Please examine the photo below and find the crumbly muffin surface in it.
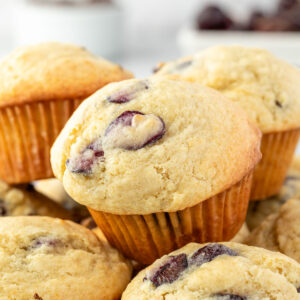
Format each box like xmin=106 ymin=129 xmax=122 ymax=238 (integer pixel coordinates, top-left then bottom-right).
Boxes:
xmin=0 ymin=42 xmax=133 ymax=107
xmin=122 ymin=242 xmax=300 ymax=300
xmin=247 ymin=155 xmax=300 ymax=230
xmin=155 ymin=46 xmax=300 ymax=133
xmin=0 ymin=180 xmax=71 ymax=219
xmin=0 ymin=216 xmax=132 ymax=300
xmin=247 ymin=199 xmax=300 ymax=263
xmin=51 ymin=78 xmax=261 ymax=214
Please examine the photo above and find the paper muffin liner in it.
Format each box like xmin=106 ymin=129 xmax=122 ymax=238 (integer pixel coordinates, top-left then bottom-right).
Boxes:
xmin=251 ymin=128 xmax=300 ymax=201
xmin=0 ymin=99 xmax=83 ymax=184
xmin=89 ymin=172 xmax=253 ymax=265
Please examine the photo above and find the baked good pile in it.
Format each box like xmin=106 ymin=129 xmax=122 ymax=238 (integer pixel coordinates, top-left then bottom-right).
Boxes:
xmin=0 ymin=42 xmax=300 ymax=299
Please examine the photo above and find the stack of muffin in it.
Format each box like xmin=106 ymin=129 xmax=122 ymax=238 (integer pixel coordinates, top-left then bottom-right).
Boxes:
xmin=0 ymin=42 xmax=300 ymax=299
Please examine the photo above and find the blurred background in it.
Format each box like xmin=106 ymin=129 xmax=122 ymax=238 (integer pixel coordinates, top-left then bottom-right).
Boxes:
xmin=1 ymin=0 xmax=300 ymax=77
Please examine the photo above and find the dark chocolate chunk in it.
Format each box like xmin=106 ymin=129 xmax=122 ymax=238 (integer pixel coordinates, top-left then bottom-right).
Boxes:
xmin=145 ymin=254 xmax=188 ymax=287
xmin=215 ymin=294 xmax=247 ymax=300
xmin=33 ymin=293 xmax=43 ymax=300
xmin=190 ymin=243 xmax=238 ymax=266
xmin=107 ymin=80 xmax=149 ymax=104
xmin=104 ymin=111 xmax=165 ymax=150
xmin=0 ymin=200 xmax=7 ymax=216
xmin=275 ymin=100 xmax=283 ymax=108
xmin=66 ymin=139 xmax=104 ymax=174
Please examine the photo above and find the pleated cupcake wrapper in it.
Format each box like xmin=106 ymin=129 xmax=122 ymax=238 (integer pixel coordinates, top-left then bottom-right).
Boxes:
xmin=0 ymin=99 xmax=83 ymax=184
xmin=89 ymin=172 xmax=253 ymax=265
xmin=251 ymin=128 xmax=300 ymax=201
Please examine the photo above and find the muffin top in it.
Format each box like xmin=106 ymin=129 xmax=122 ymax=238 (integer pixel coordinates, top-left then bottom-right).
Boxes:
xmin=122 ymin=242 xmax=300 ymax=300
xmin=0 ymin=216 xmax=132 ymax=300
xmin=0 ymin=180 xmax=71 ymax=219
xmin=247 ymin=199 xmax=300 ymax=264
xmin=247 ymin=155 xmax=300 ymax=230
xmin=154 ymin=45 xmax=300 ymax=133
xmin=51 ymin=78 xmax=261 ymax=214
xmin=0 ymin=42 xmax=133 ymax=107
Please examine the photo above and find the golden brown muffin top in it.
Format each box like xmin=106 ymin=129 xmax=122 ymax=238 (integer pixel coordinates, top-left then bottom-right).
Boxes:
xmin=0 ymin=42 xmax=133 ymax=107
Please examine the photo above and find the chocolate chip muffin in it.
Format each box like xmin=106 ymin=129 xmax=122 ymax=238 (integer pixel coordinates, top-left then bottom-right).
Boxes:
xmin=247 ymin=199 xmax=300 ymax=263
xmin=0 ymin=42 xmax=133 ymax=184
xmin=122 ymin=242 xmax=300 ymax=299
xmin=247 ymin=155 xmax=300 ymax=230
xmin=33 ymin=179 xmax=90 ymax=222
xmin=155 ymin=46 xmax=300 ymax=200
xmin=230 ymin=223 xmax=249 ymax=243
xmin=0 ymin=180 xmax=71 ymax=219
xmin=51 ymin=77 xmax=261 ymax=264
xmin=0 ymin=216 xmax=132 ymax=300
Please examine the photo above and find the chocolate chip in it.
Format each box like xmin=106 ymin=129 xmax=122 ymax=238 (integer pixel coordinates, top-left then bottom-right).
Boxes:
xmin=107 ymin=80 xmax=149 ymax=104
xmin=33 ymin=293 xmax=43 ymax=300
xmin=297 ymin=287 xmax=300 ymax=293
xmin=145 ymin=254 xmax=188 ymax=287
xmin=104 ymin=111 xmax=165 ymax=150
xmin=0 ymin=200 xmax=7 ymax=216
xmin=215 ymin=294 xmax=247 ymax=300
xmin=189 ymin=243 xmax=238 ymax=266
xmin=275 ymin=100 xmax=283 ymax=108
xmin=66 ymin=139 xmax=104 ymax=174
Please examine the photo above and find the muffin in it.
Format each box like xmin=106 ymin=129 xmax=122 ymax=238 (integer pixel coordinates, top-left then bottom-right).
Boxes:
xmin=122 ymin=242 xmax=300 ymax=299
xmin=0 ymin=216 xmax=132 ymax=300
xmin=33 ymin=178 xmax=73 ymax=206
xmin=247 ymin=155 xmax=300 ymax=230
xmin=81 ymin=217 xmax=97 ymax=229
xmin=247 ymin=199 xmax=300 ymax=263
xmin=155 ymin=46 xmax=300 ymax=200
xmin=34 ymin=178 xmax=90 ymax=222
xmin=51 ymin=78 xmax=261 ymax=264
xmin=0 ymin=42 xmax=133 ymax=184
xmin=230 ymin=223 xmax=249 ymax=243
xmin=0 ymin=180 xmax=71 ymax=219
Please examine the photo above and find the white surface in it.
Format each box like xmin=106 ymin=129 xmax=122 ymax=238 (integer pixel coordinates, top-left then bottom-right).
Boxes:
xmin=12 ymin=1 xmax=123 ymax=59
xmin=178 ymin=24 xmax=300 ymax=65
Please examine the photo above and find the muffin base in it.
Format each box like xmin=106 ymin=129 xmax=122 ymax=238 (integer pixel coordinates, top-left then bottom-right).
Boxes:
xmin=0 ymin=99 xmax=83 ymax=184
xmin=89 ymin=172 xmax=253 ymax=265
xmin=251 ymin=128 xmax=300 ymax=201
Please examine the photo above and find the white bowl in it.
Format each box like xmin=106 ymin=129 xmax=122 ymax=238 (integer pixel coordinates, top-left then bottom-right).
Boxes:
xmin=11 ymin=1 xmax=123 ymax=59
xmin=177 ymin=23 xmax=300 ymax=65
